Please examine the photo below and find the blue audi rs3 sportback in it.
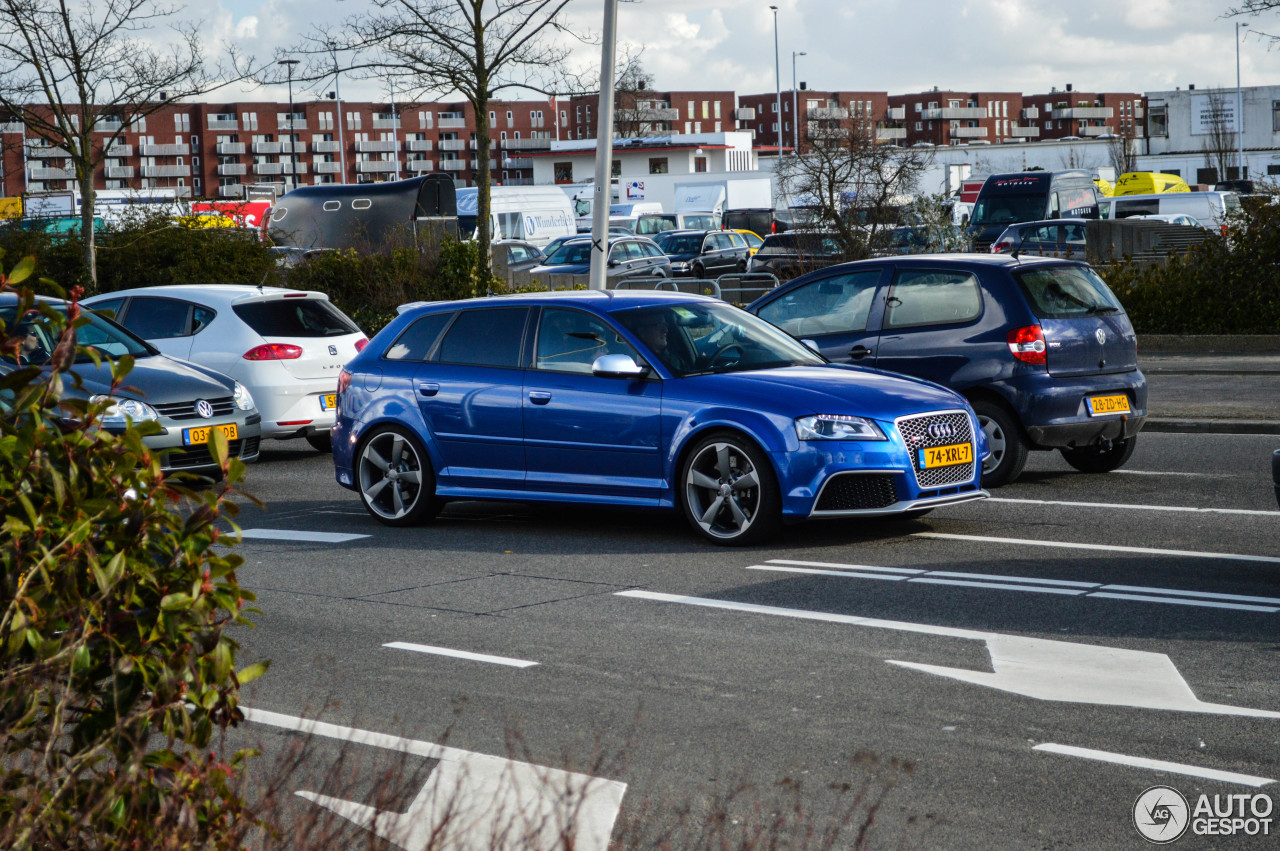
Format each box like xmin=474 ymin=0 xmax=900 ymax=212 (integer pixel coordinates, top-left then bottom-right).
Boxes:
xmin=332 ymin=291 xmax=989 ymax=545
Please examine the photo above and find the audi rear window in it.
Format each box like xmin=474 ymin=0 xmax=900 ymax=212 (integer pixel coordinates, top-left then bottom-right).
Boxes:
xmin=233 ymin=299 xmax=360 ymax=338
xmin=1013 ymin=265 xmax=1123 ymax=320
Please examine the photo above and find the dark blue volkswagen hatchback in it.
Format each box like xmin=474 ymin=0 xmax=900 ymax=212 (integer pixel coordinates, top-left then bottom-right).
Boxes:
xmin=332 ymin=291 xmax=989 ymax=545
xmin=747 ymin=254 xmax=1147 ymax=487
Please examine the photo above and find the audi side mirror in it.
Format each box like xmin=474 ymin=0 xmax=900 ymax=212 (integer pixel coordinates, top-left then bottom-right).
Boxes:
xmin=592 ymin=354 xmax=649 ymax=379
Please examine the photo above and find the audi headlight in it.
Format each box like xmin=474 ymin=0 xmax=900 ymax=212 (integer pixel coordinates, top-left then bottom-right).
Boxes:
xmin=233 ymin=381 xmax=256 ymax=412
xmin=670 ymin=261 xmax=690 ymax=271
xmin=90 ymin=395 xmax=158 ymax=425
xmin=795 ymin=414 xmax=886 ymax=441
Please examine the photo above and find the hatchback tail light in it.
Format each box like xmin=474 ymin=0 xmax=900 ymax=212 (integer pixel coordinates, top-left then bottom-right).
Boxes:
xmin=354 ymin=337 xmax=369 ymax=352
xmin=243 ymin=343 xmax=303 ymax=360
xmin=990 ymin=238 xmax=1012 ymax=254
xmin=1007 ymin=325 xmax=1046 ymax=364
xmin=337 ymin=368 xmax=353 ymax=395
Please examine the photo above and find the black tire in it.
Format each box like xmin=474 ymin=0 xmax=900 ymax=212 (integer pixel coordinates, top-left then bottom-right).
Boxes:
xmin=355 ymin=426 xmax=441 ymax=527
xmin=735 ymin=260 xmax=747 ymax=273
xmin=692 ymin=264 xmax=705 ymax=279
xmin=1060 ymin=436 xmax=1137 ymax=474
xmin=306 ymin=432 xmax=333 ymax=453
xmin=680 ymin=431 xmax=781 ymax=546
xmin=972 ymin=399 xmax=1029 ymax=488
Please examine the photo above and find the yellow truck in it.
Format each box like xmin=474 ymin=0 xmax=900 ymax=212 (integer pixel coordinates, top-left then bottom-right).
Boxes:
xmin=1113 ymin=172 xmax=1190 ymax=195
xmin=0 ymin=197 xmax=21 ymax=220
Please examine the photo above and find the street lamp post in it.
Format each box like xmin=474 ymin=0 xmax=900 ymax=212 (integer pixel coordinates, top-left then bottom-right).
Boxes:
xmin=770 ymin=6 xmax=781 ymax=152
xmin=327 ymin=44 xmax=347 ymax=184
xmin=389 ymin=80 xmax=400 ymax=181
xmin=1236 ymin=21 xmax=1248 ymax=181
xmin=792 ymin=50 xmax=806 ymax=154
xmin=278 ymin=59 xmax=299 ymax=192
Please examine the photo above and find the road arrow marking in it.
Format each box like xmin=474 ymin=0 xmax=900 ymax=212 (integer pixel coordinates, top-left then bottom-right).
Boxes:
xmin=243 ymin=707 xmax=626 ymax=851
xmin=1033 ymin=743 xmax=1277 ymax=787
xmin=616 ymin=590 xmax=1280 ymax=718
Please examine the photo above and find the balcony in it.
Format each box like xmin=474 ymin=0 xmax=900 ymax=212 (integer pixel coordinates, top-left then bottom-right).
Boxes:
xmin=1134 ymin=107 xmax=1145 ymax=118
xmin=282 ymin=160 xmax=307 ymax=174
xmin=440 ymin=160 xmax=466 ymax=171
xmin=1051 ymin=107 xmax=1113 ymax=119
xmin=438 ymin=139 xmax=467 ymax=151
xmin=438 ymin=117 xmax=466 ymax=129
xmin=139 ymin=143 xmax=189 ymax=156
xmin=503 ymin=176 xmax=534 ymax=186
xmin=216 ymin=142 xmax=246 ymax=155
xmin=875 ymin=127 xmax=907 ymax=141
xmin=29 ymin=167 xmax=74 ymax=180
xmin=312 ymin=140 xmax=341 ymax=153
xmin=253 ymin=163 xmax=283 ymax=175
xmin=27 ymin=145 xmax=71 ymax=158
xmin=407 ymin=160 xmax=434 ymax=172
xmin=372 ymin=116 xmax=401 ymax=129
xmin=921 ymin=107 xmax=987 ymax=120
xmin=501 ymin=137 xmax=551 ymax=150
xmin=470 ymin=159 xmax=496 ymax=170
xmin=141 ymin=165 xmax=190 ymax=177
xmin=633 ymin=108 xmax=679 ymax=121
xmin=207 ymin=118 xmax=239 ymax=130
xmin=314 ymin=161 xmax=343 ymax=173
xmin=355 ymin=140 xmax=397 ymax=153
xmin=734 ymin=107 xmax=756 ymax=121
xmin=253 ymin=142 xmax=282 ymax=154
xmin=405 ymin=139 xmax=433 ymax=151
xmin=1021 ymin=107 xmax=1040 ymax=119
xmin=217 ymin=184 xmax=244 ymax=198
xmin=807 ymin=106 xmax=849 ymax=120
xmin=356 ymin=161 xmax=397 ymax=173
xmin=94 ymin=119 xmax=124 ymax=133
xmin=951 ymin=126 xmax=989 ymax=139
xmin=217 ymin=163 xmax=247 ymax=176
xmin=1011 ymin=125 xmax=1041 ymax=137
xmin=105 ymin=166 xmax=135 ymax=178
xmin=502 ymin=157 xmax=532 ymax=169
xmin=173 ymin=186 xmax=192 ymax=198
xmin=276 ymin=115 xmax=307 ymax=130
xmin=106 ymin=144 xmax=133 ymax=157
xmin=1 ymin=122 xmax=23 ymax=133
xmin=1082 ymin=125 xmax=1116 ymax=137
xmin=886 ymin=107 xmax=906 ymax=120
xmin=281 ymin=140 xmax=306 ymax=154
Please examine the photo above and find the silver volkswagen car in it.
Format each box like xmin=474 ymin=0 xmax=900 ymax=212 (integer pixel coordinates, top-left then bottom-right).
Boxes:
xmin=2 ymin=294 xmax=261 ymax=475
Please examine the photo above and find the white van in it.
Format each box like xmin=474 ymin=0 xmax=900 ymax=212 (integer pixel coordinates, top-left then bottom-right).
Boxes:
xmin=1099 ymin=191 xmax=1242 ymax=229
xmin=599 ymin=201 xmax=665 ymax=232
xmin=455 ymin=186 xmax=576 ymax=248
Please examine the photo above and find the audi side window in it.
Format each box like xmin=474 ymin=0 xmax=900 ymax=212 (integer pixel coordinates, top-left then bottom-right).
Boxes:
xmin=385 ymin=312 xmax=453 ymax=362
xmin=436 ymin=307 xmax=528 ymax=367
xmin=884 ymin=270 xmax=982 ymax=329
xmin=535 ymin=308 xmax=639 ymax=374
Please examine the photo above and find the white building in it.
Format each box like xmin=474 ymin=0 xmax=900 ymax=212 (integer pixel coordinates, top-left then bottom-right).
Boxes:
xmin=1138 ymin=84 xmax=1280 ymax=184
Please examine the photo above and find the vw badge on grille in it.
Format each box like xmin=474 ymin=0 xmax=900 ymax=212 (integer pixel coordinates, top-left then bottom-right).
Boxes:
xmin=1096 ymin=328 xmax=1107 ymax=345
xmin=195 ymin=399 xmax=214 ymax=419
xmin=927 ymin=422 xmax=956 ymax=440
xmin=328 ymin=344 xmax=338 ymax=356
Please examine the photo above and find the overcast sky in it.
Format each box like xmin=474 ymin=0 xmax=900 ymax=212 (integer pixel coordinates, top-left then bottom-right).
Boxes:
xmin=203 ymin=0 xmax=1276 ymax=104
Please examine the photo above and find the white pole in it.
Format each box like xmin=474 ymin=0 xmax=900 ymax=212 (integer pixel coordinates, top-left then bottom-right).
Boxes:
xmin=588 ymin=0 xmax=619 ymax=291
xmin=792 ymin=51 xmax=805 ymax=153
xmin=332 ymin=48 xmax=347 ymax=184
xmin=1236 ymin=22 xmax=1248 ymax=181
xmin=771 ymin=6 xmax=781 ymax=152
xmin=390 ymin=82 xmax=400 ymax=181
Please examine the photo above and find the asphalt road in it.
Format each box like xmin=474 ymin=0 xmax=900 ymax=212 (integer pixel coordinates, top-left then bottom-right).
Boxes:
xmin=221 ymin=432 xmax=1280 ymax=850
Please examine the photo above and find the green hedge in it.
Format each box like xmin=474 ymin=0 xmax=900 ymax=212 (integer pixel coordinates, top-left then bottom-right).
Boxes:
xmin=1101 ymin=199 xmax=1280 ymax=335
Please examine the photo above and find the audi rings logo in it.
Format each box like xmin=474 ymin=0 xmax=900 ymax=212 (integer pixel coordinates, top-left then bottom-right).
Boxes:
xmin=926 ymin=422 xmax=956 ymax=440
xmin=1134 ymin=786 xmax=1189 ymax=844
xmin=195 ymin=399 xmax=214 ymax=419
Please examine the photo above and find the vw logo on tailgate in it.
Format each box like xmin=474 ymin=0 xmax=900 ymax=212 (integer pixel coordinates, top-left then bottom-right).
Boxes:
xmin=1096 ymin=328 xmax=1107 ymax=345
xmin=927 ymin=422 xmax=956 ymax=440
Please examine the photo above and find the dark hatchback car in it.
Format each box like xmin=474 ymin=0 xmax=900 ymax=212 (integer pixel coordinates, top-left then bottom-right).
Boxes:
xmin=989 ymin=219 xmax=1090 ymax=259
xmin=747 ymin=232 xmax=844 ymax=281
xmin=654 ymin=229 xmax=752 ymax=278
xmin=747 ymin=254 xmax=1147 ymax=487
xmin=528 ymin=235 xmax=671 ymax=282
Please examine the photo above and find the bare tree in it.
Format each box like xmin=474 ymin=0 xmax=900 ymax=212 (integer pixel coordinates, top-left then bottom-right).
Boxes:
xmin=0 ymin=0 xmax=253 ymax=285
xmin=1198 ymin=88 xmax=1238 ymax=184
xmin=774 ymin=124 xmax=932 ymax=259
xmin=318 ymin=0 xmax=582 ymax=277
xmin=1106 ymin=125 xmax=1139 ymax=176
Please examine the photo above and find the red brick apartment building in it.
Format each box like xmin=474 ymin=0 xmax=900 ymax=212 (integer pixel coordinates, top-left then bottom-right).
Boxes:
xmin=885 ymin=90 xmax=1025 ymax=147
xmin=737 ymin=90 xmax=895 ymax=152
xmin=559 ymin=90 xmax=742 ymax=141
xmin=1019 ymin=86 xmax=1146 ymax=141
xmin=0 ymin=97 xmax=557 ymax=200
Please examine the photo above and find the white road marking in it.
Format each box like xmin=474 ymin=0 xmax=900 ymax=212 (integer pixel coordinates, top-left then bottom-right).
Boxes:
xmin=766 ymin=559 xmax=924 ymax=575
xmin=238 ymin=528 xmax=370 ymax=543
xmin=1113 ymin=469 xmax=1217 ymax=477
xmin=752 ymin=561 xmax=1277 ymax=613
xmin=384 ymin=642 xmax=538 ymax=668
xmin=912 ymin=532 xmax=1280 ymax=565
xmin=1033 ymin=744 xmax=1277 ymax=788
xmin=617 ymin=590 xmax=1280 ymax=717
xmin=988 ymin=497 xmax=1280 ymax=517
xmin=243 ymin=707 xmax=626 ymax=851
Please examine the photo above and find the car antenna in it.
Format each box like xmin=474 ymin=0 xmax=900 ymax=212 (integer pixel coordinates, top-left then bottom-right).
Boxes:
xmin=257 ymin=270 xmax=268 ymax=291
xmin=1011 ymin=233 xmax=1027 ymax=261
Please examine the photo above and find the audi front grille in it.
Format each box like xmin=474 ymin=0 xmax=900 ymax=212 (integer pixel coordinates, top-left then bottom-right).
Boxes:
xmin=895 ymin=410 xmax=978 ymax=490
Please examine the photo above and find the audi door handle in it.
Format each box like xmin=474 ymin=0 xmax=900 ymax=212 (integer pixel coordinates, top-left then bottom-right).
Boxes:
xmin=849 ymin=345 xmax=873 ymax=359
xmin=417 ymin=383 xmax=440 ymax=397
xmin=529 ymin=390 xmax=553 ymax=405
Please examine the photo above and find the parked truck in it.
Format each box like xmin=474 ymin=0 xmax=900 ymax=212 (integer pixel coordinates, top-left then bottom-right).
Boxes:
xmin=267 ymin=174 xmax=457 ymax=250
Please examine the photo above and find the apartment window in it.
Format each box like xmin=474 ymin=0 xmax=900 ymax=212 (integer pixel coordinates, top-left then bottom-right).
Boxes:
xmin=489 ymin=111 xmax=496 ymax=125
xmin=1196 ymin=167 xmax=1219 ymax=185
xmin=576 ymin=106 xmax=582 ymax=122
xmin=132 ymin=115 xmax=147 ymax=132
xmin=173 ymin=113 xmax=190 ymax=132
xmin=714 ymin=102 xmax=721 ymax=119
xmin=649 ymin=157 xmax=668 ymax=174
xmin=694 ymin=156 xmax=707 ymax=173
xmin=245 ymin=112 xmax=259 ymax=131
xmin=554 ymin=161 xmax=573 ymax=183
xmin=694 ymin=122 xmax=701 ymax=134
xmin=506 ymin=110 xmax=513 ymax=127
xmin=714 ymin=121 xmax=721 ymax=133
xmin=914 ymin=121 xmax=922 ymax=131
xmin=688 ymin=102 xmax=694 ymax=119
xmin=685 ymin=121 xmax=692 ymax=134
xmin=611 ymin=159 xmax=621 ymax=178
xmin=915 ymin=102 xmax=922 ymax=112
